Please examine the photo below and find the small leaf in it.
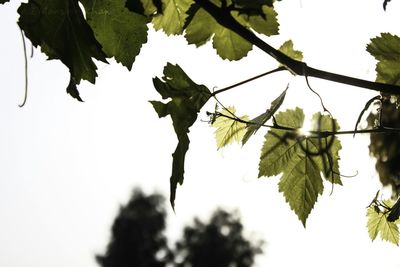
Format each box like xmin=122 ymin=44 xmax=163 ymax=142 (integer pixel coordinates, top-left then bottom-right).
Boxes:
xmin=242 ymin=86 xmax=287 ymax=145
xmin=367 ymin=204 xmax=399 ymax=245
xmin=278 ymin=40 xmax=303 ymax=61
xmin=212 ymin=107 xmax=249 ymax=149
xmin=151 ymin=63 xmax=211 ymax=209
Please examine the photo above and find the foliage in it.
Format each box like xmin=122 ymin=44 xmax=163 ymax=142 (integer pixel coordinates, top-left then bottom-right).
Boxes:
xmin=367 ymin=196 xmax=400 ymax=245
xmin=6 ymin=0 xmax=400 ymax=245
xmin=96 ymin=189 xmax=170 ymax=267
xmin=174 ymin=209 xmax=263 ymax=267
xmin=98 ymin=189 xmax=263 ymax=266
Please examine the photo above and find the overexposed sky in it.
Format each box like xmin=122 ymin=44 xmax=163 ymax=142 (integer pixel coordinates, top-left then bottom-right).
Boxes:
xmin=1 ymin=0 xmax=400 ymax=266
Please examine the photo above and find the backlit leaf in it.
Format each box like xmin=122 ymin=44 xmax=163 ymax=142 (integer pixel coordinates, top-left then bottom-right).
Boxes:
xmin=259 ymin=108 xmax=342 ymax=225
xmin=213 ymin=107 xmax=249 ymax=149
xmin=242 ymin=87 xmax=287 ymax=145
xmin=151 ymin=63 xmax=211 ymax=209
xmin=278 ymin=40 xmax=303 ymax=61
xmin=81 ymin=0 xmax=148 ymax=70
xmin=184 ymin=0 xmax=279 ymax=60
xmin=152 ymin=0 xmax=192 ymax=35
xmin=367 ymin=203 xmax=399 ymax=245
xmin=367 ymin=33 xmax=400 ymax=86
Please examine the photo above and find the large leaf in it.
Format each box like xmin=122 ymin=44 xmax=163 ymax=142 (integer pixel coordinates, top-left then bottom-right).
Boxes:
xmin=367 ymin=33 xmax=400 ymax=86
xmin=212 ymin=107 xmax=249 ymax=149
xmin=367 ymin=203 xmax=399 ymax=245
xmin=150 ymin=63 xmax=211 ymax=209
xmin=152 ymin=0 xmax=192 ymax=35
xmin=258 ymin=108 xmax=342 ymax=225
xmin=242 ymin=87 xmax=287 ymax=145
xmin=17 ymin=0 xmax=108 ymax=100
xmin=184 ymin=0 xmax=278 ymax=60
xmin=81 ymin=0 xmax=148 ymax=70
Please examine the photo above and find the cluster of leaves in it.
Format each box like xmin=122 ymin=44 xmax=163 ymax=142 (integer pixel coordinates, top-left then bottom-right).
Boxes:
xmin=15 ymin=0 xmax=280 ymax=100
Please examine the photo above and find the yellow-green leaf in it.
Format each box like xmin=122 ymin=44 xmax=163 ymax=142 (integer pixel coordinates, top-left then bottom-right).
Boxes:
xmin=213 ymin=107 xmax=249 ymax=149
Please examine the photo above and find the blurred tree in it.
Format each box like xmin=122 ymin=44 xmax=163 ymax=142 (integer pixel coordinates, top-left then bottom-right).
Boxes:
xmin=96 ymin=188 xmax=171 ymax=267
xmin=368 ymin=97 xmax=400 ymax=196
xmin=174 ymin=209 xmax=264 ymax=267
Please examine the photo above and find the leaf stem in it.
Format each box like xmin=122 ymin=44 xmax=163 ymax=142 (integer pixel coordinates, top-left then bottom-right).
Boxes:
xmin=212 ymin=66 xmax=286 ymax=96
xmin=19 ymin=28 xmax=28 ymax=108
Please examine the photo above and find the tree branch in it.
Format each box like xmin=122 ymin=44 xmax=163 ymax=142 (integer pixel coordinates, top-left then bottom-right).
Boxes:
xmin=193 ymin=0 xmax=400 ymax=95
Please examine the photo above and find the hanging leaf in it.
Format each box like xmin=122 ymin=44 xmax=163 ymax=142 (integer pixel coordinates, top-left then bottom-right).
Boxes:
xmin=258 ymin=108 xmax=342 ymax=225
xmin=150 ymin=63 xmax=211 ymax=209
xmin=242 ymin=86 xmax=287 ymax=145
xmin=367 ymin=201 xmax=400 ymax=245
xmin=212 ymin=106 xmax=249 ymax=149
xmin=81 ymin=0 xmax=148 ymax=70
xmin=17 ymin=0 xmax=108 ymax=99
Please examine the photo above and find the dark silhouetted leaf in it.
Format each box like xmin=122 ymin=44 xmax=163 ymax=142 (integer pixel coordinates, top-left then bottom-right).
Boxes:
xmin=150 ymin=63 xmax=211 ymax=209
xmin=17 ymin=0 xmax=108 ymax=100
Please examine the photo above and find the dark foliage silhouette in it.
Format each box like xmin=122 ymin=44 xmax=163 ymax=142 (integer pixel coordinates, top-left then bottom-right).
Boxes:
xmin=96 ymin=189 xmax=170 ymax=267
xmin=174 ymin=209 xmax=263 ymax=267
xmin=369 ymin=97 xmax=400 ymax=196
xmin=97 ymin=189 xmax=264 ymax=267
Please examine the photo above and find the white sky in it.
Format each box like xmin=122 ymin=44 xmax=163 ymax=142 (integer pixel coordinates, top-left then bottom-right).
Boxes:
xmin=1 ymin=0 xmax=400 ymax=266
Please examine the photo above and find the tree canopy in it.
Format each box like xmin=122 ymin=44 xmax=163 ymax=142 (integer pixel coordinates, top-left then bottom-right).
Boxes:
xmin=2 ymin=0 xmax=400 ymax=245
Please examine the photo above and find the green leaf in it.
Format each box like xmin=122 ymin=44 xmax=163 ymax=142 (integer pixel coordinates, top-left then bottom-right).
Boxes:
xmin=279 ymin=152 xmax=324 ymax=226
xmin=184 ymin=1 xmax=279 ymax=60
xmin=212 ymin=107 xmax=249 ymax=149
xmin=17 ymin=0 xmax=108 ymax=99
xmin=367 ymin=203 xmax=399 ymax=245
xmin=152 ymin=0 xmax=192 ymax=35
xmin=259 ymin=108 xmax=342 ymax=225
xmin=308 ymin=113 xmax=342 ymax=185
xmin=367 ymin=33 xmax=400 ymax=86
xmin=242 ymin=87 xmax=287 ymax=145
xmin=81 ymin=0 xmax=148 ymax=70
xmin=278 ymin=40 xmax=303 ymax=61
xmin=151 ymin=63 xmax=211 ymax=208
xmin=258 ymin=107 xmax=304 ymax=177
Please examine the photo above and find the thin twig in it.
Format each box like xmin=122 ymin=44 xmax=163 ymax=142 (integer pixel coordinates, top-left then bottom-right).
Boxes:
xmin=193 ymin=0 xmax=400 ymax=95
xmin=212 ymin=66 xmax=286 ymax=96
xmin=19 ymin=28 xmax=28 ymax=108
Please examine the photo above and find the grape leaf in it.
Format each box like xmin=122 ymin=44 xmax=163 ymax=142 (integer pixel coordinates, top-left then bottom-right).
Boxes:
xmin=17 ymin=0 xmax=108 ymax=100
xmin=242 ymin=86 xmax=287 ymax=145
xmin=150 ymin=63 xmax=211 ymax=209
xmin=367 ymin=33 xmax=400 ymax=85
xmin=184 ymin=0 xmax=278 ymax=60
xmin=278 ymin=40 xmax=303 ymax=61
xmin=81 ymin=0 xmax=148 ymax=70
xmin=308 ymin=113 xmax=342 ymax=185
xmin=152 ymin=0 xmax=192 ymax=35
xmin=367 ymin=203 xmax=399 ymax=245
xmin=212 ymin=107 xmax=249 ymax=149
xmin=259 ymin=108 xmax=342 ymax=225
